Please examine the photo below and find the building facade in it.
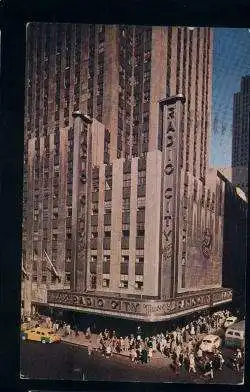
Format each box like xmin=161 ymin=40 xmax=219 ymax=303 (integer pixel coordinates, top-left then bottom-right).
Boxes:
xmin=232 ymin=75 xmax=249 ymax=194
xmin=216 ymin=166 xmax=248 ymax=196
xmin=22 ymin=24 xmax=232 ymax=321
xmin=218 ymin=172 xmax=247 ymax=312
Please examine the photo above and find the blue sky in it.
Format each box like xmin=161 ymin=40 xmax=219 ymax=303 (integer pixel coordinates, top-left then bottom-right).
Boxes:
xmin=210 ymin=28 xmax=250 ymax=167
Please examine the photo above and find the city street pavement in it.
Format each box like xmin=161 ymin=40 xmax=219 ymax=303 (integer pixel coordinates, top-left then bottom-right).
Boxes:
xmin=20 ymin=340 xmax=244 ymax=384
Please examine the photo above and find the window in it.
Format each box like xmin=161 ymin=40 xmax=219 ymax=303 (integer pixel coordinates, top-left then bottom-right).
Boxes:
xmin=92 ymin=202 xmax=99 ymax=214
xmin=137 ymin=197 xmax=145 ymax=209
xmin=91 ymin=232 xmax=98 ymax=238
xmin=123 ymin=173 xmax=131 ymax=187
xmin=102 ymin=278 xmax=110 ymax=287
xmin=137 ymin=229 xmax=145 ymax=237
xmin=122 ymin=255 xmax=129 ymax=263
xmin=135 ymin=280 xmax=143 ymax=290
xmin=136 ymin=257 xmax=144 ymax=263
xmin=120 ymin=279 xmax=128 ymax=288
xmin=91 ymin=275 xmax=97 ymax=289
xmin=65 ymin=273 xmax=71 ymax=284
xmin=104 ymin=255 xmax=110 ymax=263
xmin=67 ymin=208 xmax=72 ymax=218
xmin=105 ymin=177 xmax=112 ymax=190
xmin=104 ymin=231 xmax=111 ymax=238
xmin=104 ymin=201 xmax=111 ymax=213
xmin=122 ymin=229 xmax=130 ymax=237
xmin=91 ymin=255 xmax=97 ymax=263
xmin=42 ymin=275 xmax=47 ymax=283
xmin=138 ymin=170 xmax=146 ymax=185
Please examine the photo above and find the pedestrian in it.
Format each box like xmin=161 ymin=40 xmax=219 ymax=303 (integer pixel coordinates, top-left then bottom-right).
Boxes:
xmin=136 ymin=347 xmax=142 ymax=363
xmin=130 ymin=347 xmax=137 ymax=362
xmin=106 ymin=344 xmax=112 ymax=359
xmin=141 ymin=347 xmax=148 ymax=364
xmin=197 ymin=347 xmax=203 ymax=361
xmin=152 ymin=337 xmax=157 ymax=352
xmin=88 ymin=344 xmax=93 ymax=356
xmin=148 ymin=347 xmax=153 ymax=362
xmin=218 ymin=352 xmax=225 ymax=371
xmin=188 ymin=353 xmax=196 ymax=374
xmin=235 ymin=349 xmax=242 ymax=372
xmin=124 ymin=336 xmax=130 ymax=351
xmin=175 ymin=358 xmax=181 ymax=375
xmin=190 ymin=324 xmax=195 ymax=337
xmin=175 ymin=344 xmax=181 ymax=362
xmin=208 ymin=360 xmax=214 ymax=379
xmin=183 ymin=329 xmax=188 ymax=343
xmin=104 ymin=329 xmax=109 ymax=340
xmin=86 ymin=326 xmax=91 ymax=340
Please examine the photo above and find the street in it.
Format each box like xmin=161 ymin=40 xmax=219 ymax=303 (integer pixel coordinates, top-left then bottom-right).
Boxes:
xmin=20 ymin=340 xmax=244 ymax=384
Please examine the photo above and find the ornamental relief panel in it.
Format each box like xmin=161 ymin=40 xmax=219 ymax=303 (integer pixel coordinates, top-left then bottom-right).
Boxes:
xmin=77 ymin=127 xmax=88 ymax=259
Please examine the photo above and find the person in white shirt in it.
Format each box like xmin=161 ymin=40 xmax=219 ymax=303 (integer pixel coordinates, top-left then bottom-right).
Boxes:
xmin=188 ymin=353 xmax=196 ymax=373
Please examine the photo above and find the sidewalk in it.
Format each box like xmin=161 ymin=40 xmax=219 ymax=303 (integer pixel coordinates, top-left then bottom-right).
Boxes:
xmin=58 ymin=330 xmax=168 ymax=362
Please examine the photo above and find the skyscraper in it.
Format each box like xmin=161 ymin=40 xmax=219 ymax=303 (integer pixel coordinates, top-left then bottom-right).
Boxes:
xmin=22 ymin=24 xmax=232 ymax=321
xmin=25 ymin=23 xmax=213 ymax=170
xmin=232 ymin=75 xmax=249 ymax=194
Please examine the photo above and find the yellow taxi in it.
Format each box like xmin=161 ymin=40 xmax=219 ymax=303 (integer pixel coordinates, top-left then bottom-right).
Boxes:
xmin=20 ymin=327 xmax=61 ymax=344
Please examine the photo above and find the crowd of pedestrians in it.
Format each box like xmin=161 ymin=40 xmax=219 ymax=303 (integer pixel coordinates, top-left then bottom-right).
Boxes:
xmin=22 ymin=307 xmax=244 ymax=380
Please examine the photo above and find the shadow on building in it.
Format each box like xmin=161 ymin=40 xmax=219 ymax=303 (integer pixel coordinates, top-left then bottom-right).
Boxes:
xmin=219 ymin=172 xmax=247 ymax=316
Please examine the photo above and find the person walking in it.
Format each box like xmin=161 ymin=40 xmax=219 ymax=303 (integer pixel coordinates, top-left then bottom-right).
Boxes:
xmin=124 ymin=336 xmax=130 ymax=351
xmin=188 ymin=353 xmax=197 ymax=374
xmin=218 ymin=352 xmax=225 ymax=371
xmin=190 ymin=324 xmax=195 ymax=337
xmin=141 ymin=347 xmax=148 ymax=364
xmin=148 ymin=347 xmax=153 ymax=362
xmin=197 ymin=347 xmax=203 ymax=362
xmin=130 ymin=347 xmax=137 ymax=362
xmin=106 ymin=344 xmax=112 ymax=359
xmin=235 ymin=349 xmax=242 ymax=372
xmin=86 ymin=326 xmax=91 ymax=340
xmin=175 ymin=344 xmax=181 ymax=362
xmin=208 ymin=360 xmax=214 ymax=380
xmin=88 ymin=344 xmax=93 ymax=357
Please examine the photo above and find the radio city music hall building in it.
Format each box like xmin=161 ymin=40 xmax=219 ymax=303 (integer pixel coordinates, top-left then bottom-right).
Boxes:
xmin=21 ymin=24 xmax=232 ymax=322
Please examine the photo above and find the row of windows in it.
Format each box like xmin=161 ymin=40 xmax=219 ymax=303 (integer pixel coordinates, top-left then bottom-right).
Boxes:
xmin=91 ymin=229 xmax=145 ymax=238
xmin=32 ymin=272 xmax=71 ymax=284
xmin=90 ymin=255 xmax=144 ymax=263
xmin=90 ymin=276 xmax=143 ymax=290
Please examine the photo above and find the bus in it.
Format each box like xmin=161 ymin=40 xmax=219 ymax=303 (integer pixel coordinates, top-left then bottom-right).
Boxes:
xmin=224 ymin=320 xmax=245 ymax=349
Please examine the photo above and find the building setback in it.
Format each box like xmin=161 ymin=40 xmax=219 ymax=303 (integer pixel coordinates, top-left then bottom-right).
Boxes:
xmin=22 ymin=24 xmax=232 ymax=321
xmin=232 ymin=75 xmax=250 ymax=195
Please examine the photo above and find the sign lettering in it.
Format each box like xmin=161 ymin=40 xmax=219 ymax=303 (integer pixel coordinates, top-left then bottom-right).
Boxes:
xmin=47 ymin=289 xmax=231 ymax=317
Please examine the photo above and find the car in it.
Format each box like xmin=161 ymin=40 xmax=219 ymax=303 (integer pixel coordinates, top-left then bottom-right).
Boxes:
xmin=199 ymin=334 xmax=221 ymax=353
xmin=224 ymin=316 xmax=238 ymax=329
xmin=20 ymin=327 xmax=61 ymax=344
